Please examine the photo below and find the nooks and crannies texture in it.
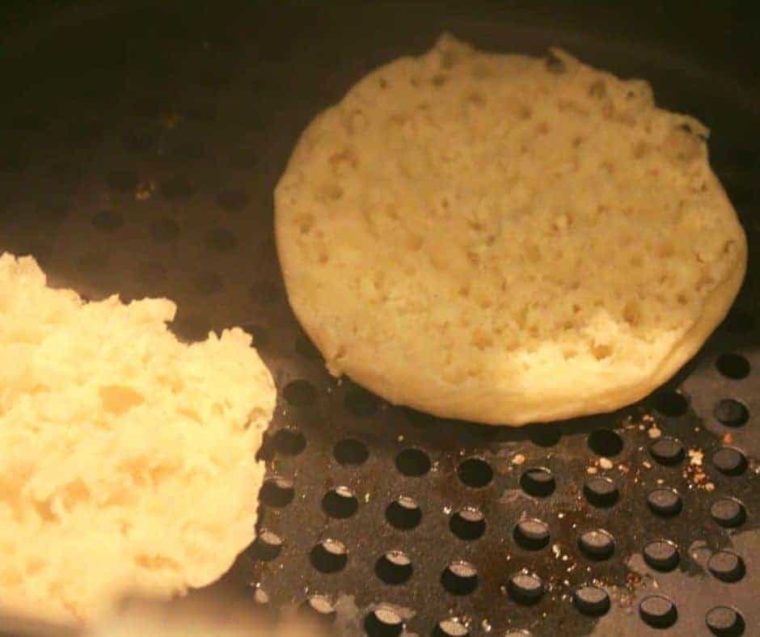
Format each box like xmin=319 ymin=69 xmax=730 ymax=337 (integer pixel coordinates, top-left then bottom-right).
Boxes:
xmin=275 ymin=34 xmax=746 ymax=425
xmin=0 ymin=253 xmax=275 ymax=622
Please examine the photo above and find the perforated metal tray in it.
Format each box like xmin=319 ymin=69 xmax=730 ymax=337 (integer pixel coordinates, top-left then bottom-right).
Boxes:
xmin=0 ymin=2 xmax=757 ymax=636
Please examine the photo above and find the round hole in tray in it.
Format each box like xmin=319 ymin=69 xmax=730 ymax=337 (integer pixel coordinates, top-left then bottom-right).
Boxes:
xmin=520 ymin=467 xmax=555 ymax=497
xmin=648 ymin=436 xmax=685 ymax=465
xmin=712 ymin=446 xmax=748 ymax=475
xmin=364 ymin=606 xmax=403 ymax=637
xmin=375 ymin=550 xmax=413 ymax=585
xmin=282 ymin=379 xmax=317 ymax=407
xmin=300 ymin=594 xmax=336 ymax=624
xmin=273 ymin=427 xmax=307 ymax=456
xmin=506 ymin=572 xmax=544 ymax=605
xmin=710 ymin=497 xmax=747 ymax=528
xmin=457 ymin=457 xmax=493 ymax=488
xmin=441 ymin=560 xmax=478 ymax=595
xmin=714 ymin=399 xmax=749 ymax=427
xmin=449 ymin=507 xmax=486 ymax=541
xmin=395 ymin=448 xmax=431 ymax=477
xmin=310 ymin=539 xmax=348 ymax=574
xmin=514 ymin=518 xmax=550 ymax=551
xmin=251 ymin=529 xmax=283 ymax=562
xmin=708 ymin=550 xmax=745 ymax=583
xmin=578 ymin=529 xmax=615 ymax=560
xmin=260 ymin=476 xmax=295 ymax=508
xmin=587 ymin=429 xmax=623 ymax=457
xmin=386 ymin=496 xmax=421 ymax=530
xmin=643 ymin=539 xmax=680 ymax=572
xmin=322 ymin=486 xmax=359 ymax=519
xmin=653 ymin=390 xmax=689 ymax=417
xmin=583 ymin=476 xmax=619 ymax=507
xmin=716 ymin=353 xmax=750 ymax=379
xmin=573 ymin=585 xmax=610 ymax=616
xmin=639 ymin=594 xmax=678 ymax=629
xmin=526 ymin=425 xmax=562 ymax=447
xmin=647 ymin=487 xmax=682 ymax=517
xmin=706 ymin=606 xmax=745 ymax=636
xmin=334 ymin=438 xmax=369 ymax=466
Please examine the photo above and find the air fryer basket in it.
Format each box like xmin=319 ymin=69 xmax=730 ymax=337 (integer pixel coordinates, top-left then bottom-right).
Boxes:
xmin=0 ymin=2 xmax=757 ymax=635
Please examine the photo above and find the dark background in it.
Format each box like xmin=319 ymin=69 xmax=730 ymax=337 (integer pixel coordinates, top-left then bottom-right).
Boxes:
xmin=1 ymin=0 xmax=759 ymax=74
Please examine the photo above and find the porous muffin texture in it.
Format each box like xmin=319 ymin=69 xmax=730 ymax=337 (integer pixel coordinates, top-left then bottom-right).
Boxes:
xmin=0 ymin=253 xmax=275 ymax=622
xmin=275 ymin=34 xmax=746 ymax=425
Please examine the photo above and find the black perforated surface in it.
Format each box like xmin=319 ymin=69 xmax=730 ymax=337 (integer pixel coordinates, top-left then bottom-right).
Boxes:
xmin=0 ymin=2 xmax=758 ymax=636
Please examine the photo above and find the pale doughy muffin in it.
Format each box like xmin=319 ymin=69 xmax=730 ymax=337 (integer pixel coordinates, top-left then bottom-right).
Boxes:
xmin=275 ymin=34 xmax=746 ymax=425
xmin=0 ymin=253 xmax=275 ymax=622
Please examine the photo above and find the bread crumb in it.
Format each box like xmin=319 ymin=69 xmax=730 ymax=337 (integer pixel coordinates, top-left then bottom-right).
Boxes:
xmin=135 ymin=180 xmax=156 ymax=201
xmin=599 ymin=458 xmax=614 ymax=470
xmin=688 ymin=449 xmax=704 ymax=466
